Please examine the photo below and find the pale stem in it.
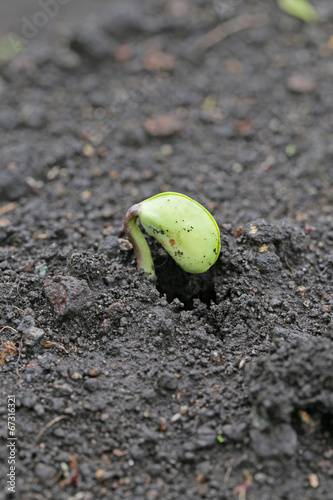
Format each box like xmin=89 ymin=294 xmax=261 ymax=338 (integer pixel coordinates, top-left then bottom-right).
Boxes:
xmin=124 ymin=204 xmax=155 ymax=277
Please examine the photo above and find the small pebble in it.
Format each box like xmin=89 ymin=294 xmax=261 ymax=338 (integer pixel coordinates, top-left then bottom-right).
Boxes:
xmin=143 ymin=51 xmax=176 ymax=72
xmin=145 ymin=114 xmax=183 ymax=137
xmin=287 ymin=74 xmax=316 ymax=93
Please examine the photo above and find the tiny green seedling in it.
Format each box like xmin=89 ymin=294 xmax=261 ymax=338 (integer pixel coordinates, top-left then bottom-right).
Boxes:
xmin=124 ymin=192 xmax=221 ymax=277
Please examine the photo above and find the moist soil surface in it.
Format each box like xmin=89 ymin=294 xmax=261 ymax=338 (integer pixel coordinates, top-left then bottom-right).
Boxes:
xmin=0 ymin=1 xmax=333 ymax=499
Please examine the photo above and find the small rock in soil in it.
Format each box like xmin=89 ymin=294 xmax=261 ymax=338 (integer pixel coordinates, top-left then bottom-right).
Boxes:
xmin=287 ymin=74 xmax=316 ymax=93
xmin=34 ymin=463 xmax=57 ymax=482
xmin=44 ymin=275 xmax=94 ymax=317
xmin=157 ymin=371 xmax=179 ymax=391
xmin=17 ymin=316 xmax=44 ymax=346
xmin=142 ymin=51 xmax=176 ymax=72
xmin=194 ymin=426 xmax=217 ymax=449
xmin=70 ymin=23 xmax=114 ymax=60
xmin=84 ymin=378 xmax=100 ymax=393
xmin=121 ymin=124 xmax=147 ymax=147
xmin=24 ymin=326 xmax=45 ymax=346
xmin=21 ymin=394 xmax=38 ymax=408
xmin=102 ymin=1 xmax=149 ymax=38
xmin=222 ymin=422 xmax=248 ymax=442
xmin=20 ymin=104 xmax=47 ymax=129
xmin=0 ymin=168 xmax=30 ymax=201
xmin=256 ymin=251 xmax=282 ymax=274
xmin=144 ymin=114 xmax=183 ymax=137
xmin=114 ymin=43 xmax=133 ymax=64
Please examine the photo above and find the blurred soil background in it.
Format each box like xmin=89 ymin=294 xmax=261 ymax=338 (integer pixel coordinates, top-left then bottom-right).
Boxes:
xmin=0 ymin=1 xmax=333 ymax=500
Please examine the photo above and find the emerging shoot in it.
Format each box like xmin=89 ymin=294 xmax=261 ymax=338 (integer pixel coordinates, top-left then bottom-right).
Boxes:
xmin=124 ymin=192 xmax=221 ymax=277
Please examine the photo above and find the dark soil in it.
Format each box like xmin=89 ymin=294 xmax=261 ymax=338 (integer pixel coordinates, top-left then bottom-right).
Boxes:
xmin=1 ymin=1 xmax=333 ymax=499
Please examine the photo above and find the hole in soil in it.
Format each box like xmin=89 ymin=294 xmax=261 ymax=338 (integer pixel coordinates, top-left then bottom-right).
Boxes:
xmin=321 ymin=413 xmax=333 ymax=436
xmin=155 ymin=252 xmax=217 ymax=310
xmin=292 ymin=409 xmax=333 ymax=438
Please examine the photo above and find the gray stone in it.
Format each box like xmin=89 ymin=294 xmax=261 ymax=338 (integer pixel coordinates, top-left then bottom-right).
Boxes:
xmin=24 ymin=326 xmax=44 ymax=346
xmin=43 ymin=275 xmax=94 ymax=317
xmin=157 ymin=371 xmax=179 ymax=391
xmin=194 ymin=426 xmax=216 ymax=449
xmin=35 ymin=463 xmax=57 ymax=482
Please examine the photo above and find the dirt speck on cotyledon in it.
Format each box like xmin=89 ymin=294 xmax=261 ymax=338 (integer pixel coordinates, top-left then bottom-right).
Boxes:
xmin=0 ymin=1 xmax=333 ymax=499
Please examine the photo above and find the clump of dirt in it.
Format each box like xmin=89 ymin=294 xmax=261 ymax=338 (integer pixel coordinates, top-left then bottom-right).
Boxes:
xmin=249 ymin=336 xmax=333 ymax=426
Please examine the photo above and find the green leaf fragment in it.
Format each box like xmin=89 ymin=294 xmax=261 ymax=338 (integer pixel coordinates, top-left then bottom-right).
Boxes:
xmin=0 ymin=35 xmax=25 ymax=61
xmin=285 ymin=144 xmax=298 ymax=157
xmin=278 ymin=0 xmax=318 ymax=23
